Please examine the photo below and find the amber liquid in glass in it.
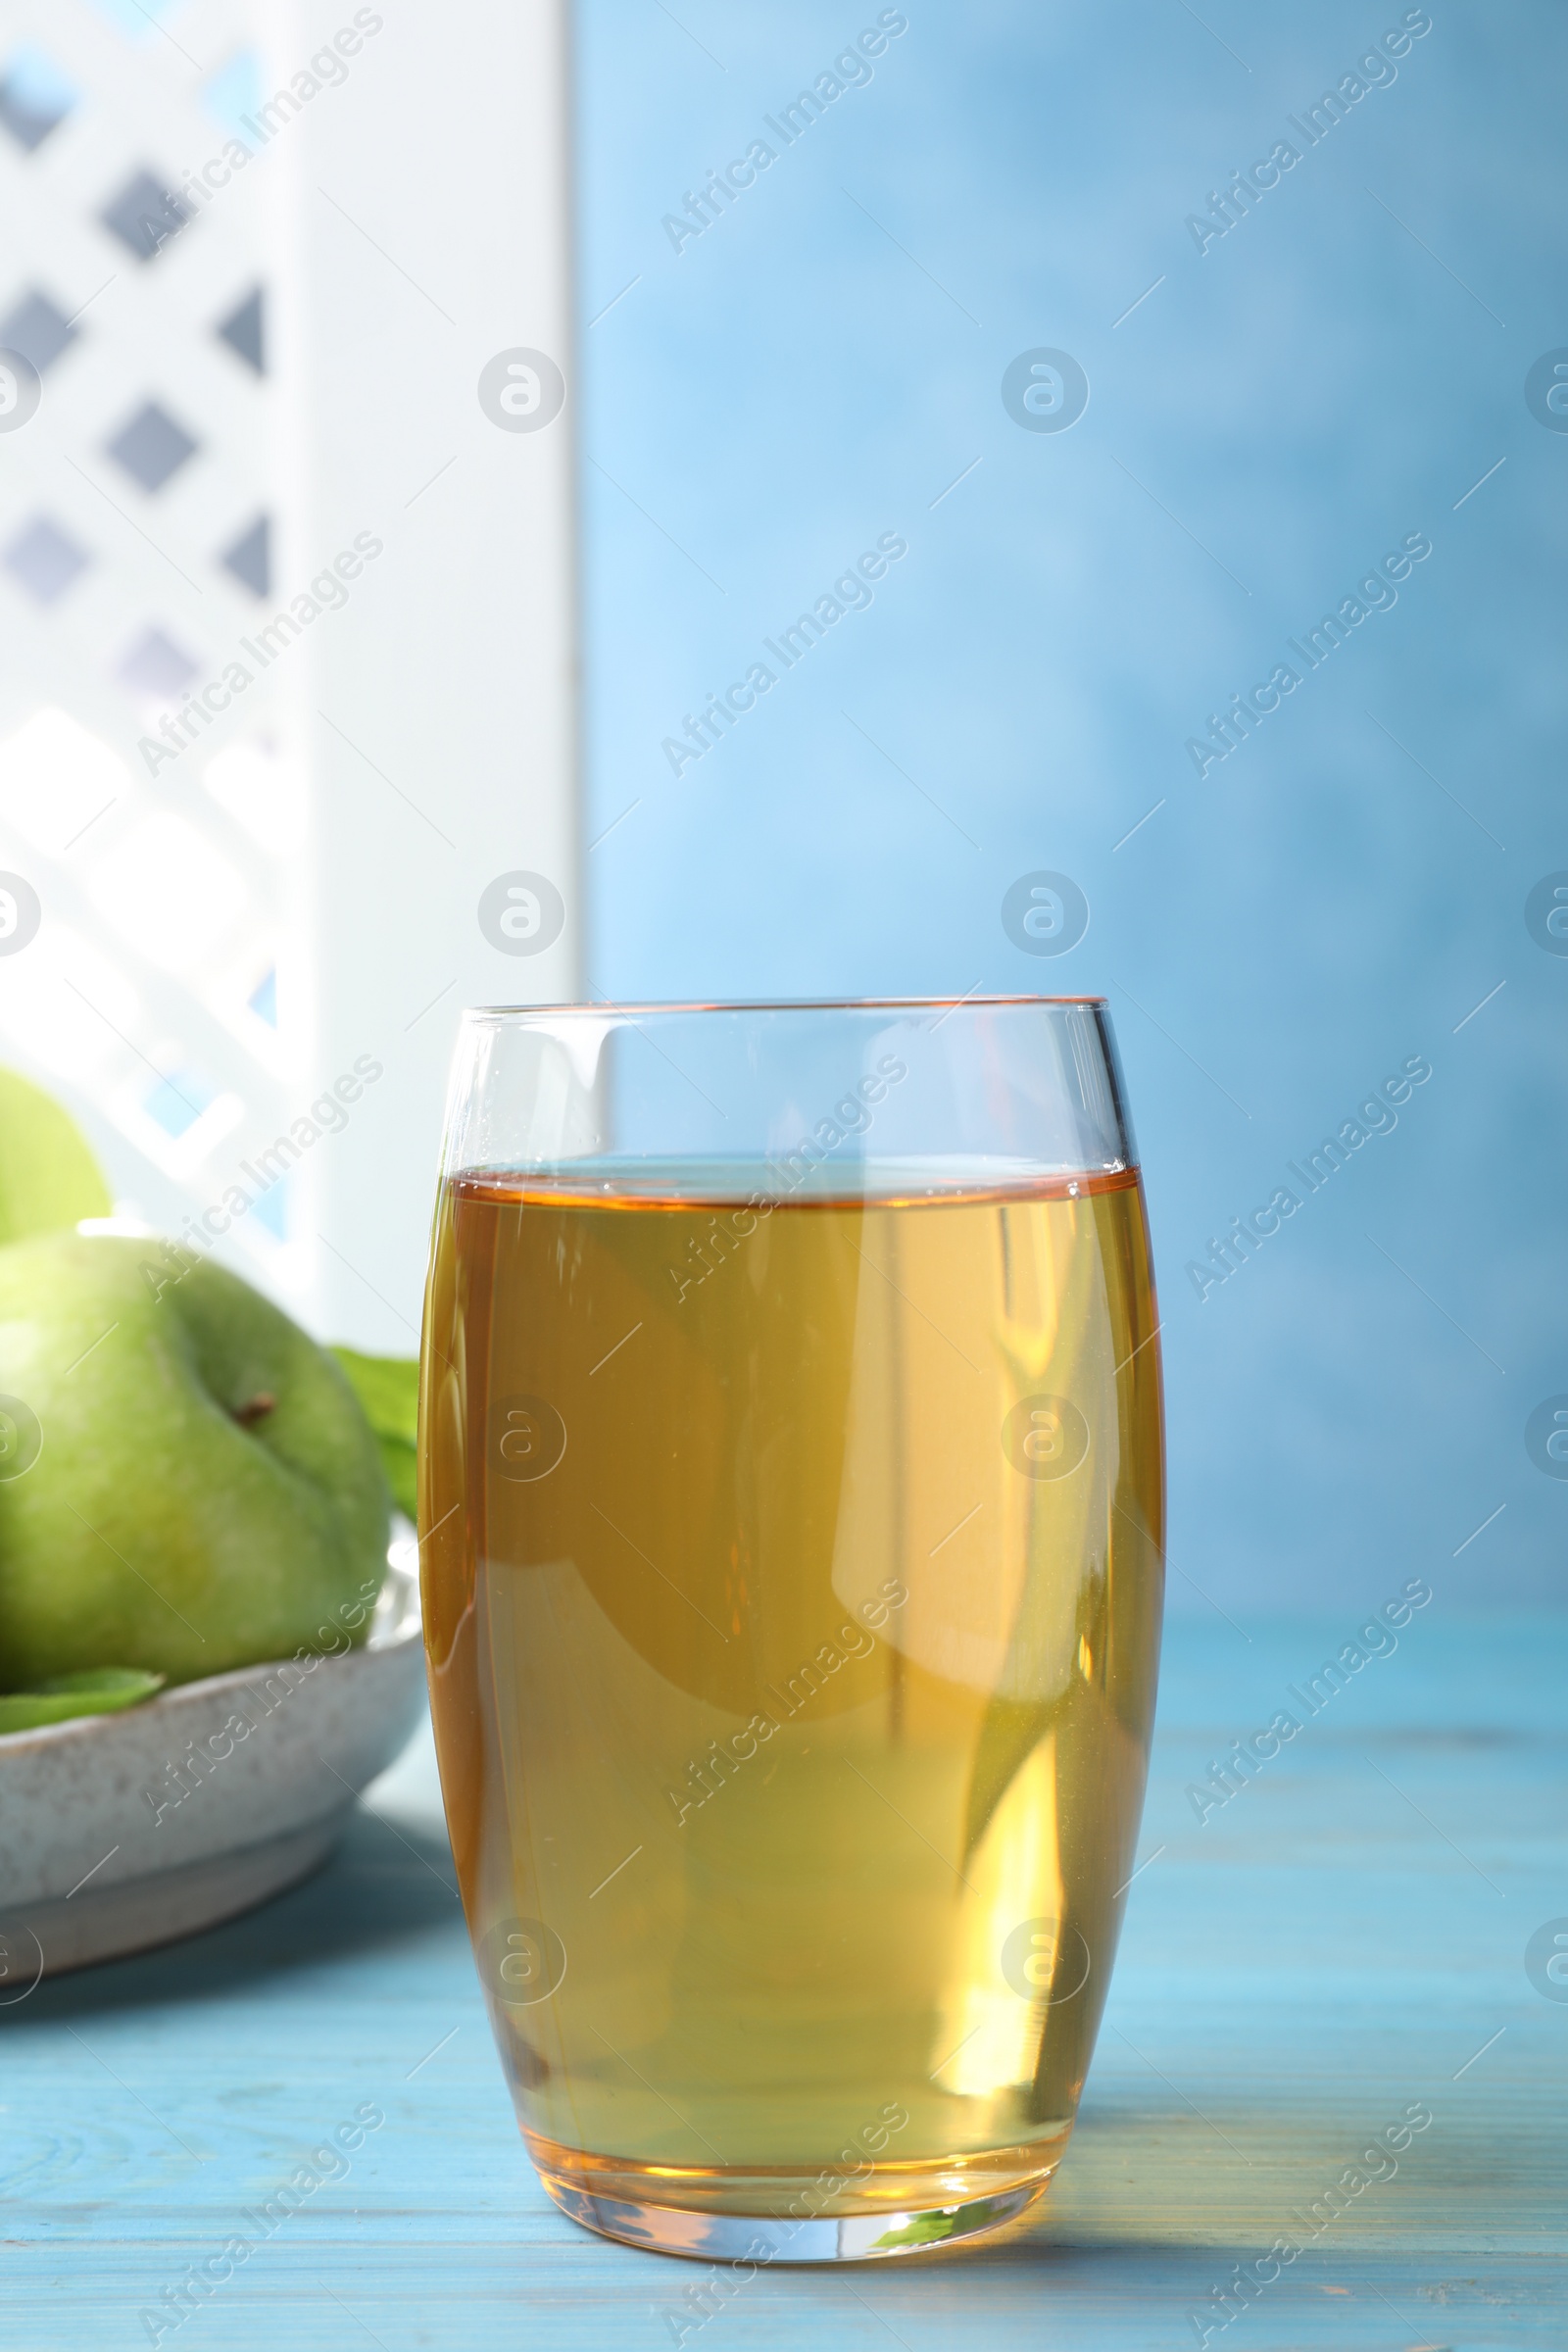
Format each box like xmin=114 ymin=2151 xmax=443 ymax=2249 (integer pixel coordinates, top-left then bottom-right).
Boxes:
xmin=420 ymin=1164 xmax=1162 ymax=2223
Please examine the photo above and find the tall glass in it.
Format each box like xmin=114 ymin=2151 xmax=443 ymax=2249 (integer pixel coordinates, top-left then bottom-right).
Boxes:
xmin=418 ymin=998 xmax=1163 ymax=2263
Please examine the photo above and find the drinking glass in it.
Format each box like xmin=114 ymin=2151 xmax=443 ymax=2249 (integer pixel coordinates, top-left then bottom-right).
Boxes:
xmin=418 ymin=997 xmax=1163 ymax=2262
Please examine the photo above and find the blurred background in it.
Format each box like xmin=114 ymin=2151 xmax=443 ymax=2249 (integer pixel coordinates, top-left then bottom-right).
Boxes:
xmin=0 ymin=0 xmax=1562 ymax=1616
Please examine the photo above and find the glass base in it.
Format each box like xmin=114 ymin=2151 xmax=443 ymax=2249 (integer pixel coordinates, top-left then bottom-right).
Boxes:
xmin=530 ymin=2137 xmax=1060 ymax=2263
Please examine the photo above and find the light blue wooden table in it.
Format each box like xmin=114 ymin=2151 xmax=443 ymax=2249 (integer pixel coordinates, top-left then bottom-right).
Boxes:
xmin=6 ymin=1614 xmax=1564 ymax=2349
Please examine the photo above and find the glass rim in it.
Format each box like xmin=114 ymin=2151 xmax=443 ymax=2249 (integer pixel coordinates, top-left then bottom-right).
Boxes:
xmin=462 ymin=994 xmax=1110 ymax=1021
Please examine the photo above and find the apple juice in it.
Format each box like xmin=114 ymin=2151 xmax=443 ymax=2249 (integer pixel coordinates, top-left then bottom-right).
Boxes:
xmin=418 ymin=1163 xmax=1163 ymax=2219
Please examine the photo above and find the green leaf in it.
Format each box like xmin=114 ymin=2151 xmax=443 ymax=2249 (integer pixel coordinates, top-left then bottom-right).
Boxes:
xmin=329 ymin=1347 xmax=418 ymax=1443
xmin=371 ymin=1433 xmax=417 ymax=1521
xmin=0 ymin=1065 xmax=112 ymax=1246
xmin=329 ymin=1346 xmax=418 ymax=1519
xmin=869 ymin=2198 xmax=1010 ymax=2250
xmin=0 ymin=1666 xmax=165 ymax=1734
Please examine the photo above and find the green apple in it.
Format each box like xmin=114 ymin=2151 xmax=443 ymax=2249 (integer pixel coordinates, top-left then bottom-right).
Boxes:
xmin=0 ymin=1063 xmax=112 ymax=1243
xmin=0 ymin=1233 xmax=390 ymax=1689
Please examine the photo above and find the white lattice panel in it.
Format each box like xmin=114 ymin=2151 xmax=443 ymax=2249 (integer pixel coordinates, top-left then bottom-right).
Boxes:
xmin=0 ymin=0 xmax=580 ymax=1339
xmin=0 ymin=0 xmax=312 ymax=1290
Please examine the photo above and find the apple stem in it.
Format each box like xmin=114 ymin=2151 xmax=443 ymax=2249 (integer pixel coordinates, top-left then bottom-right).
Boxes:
xmin=232 ymin=1393 xmax=276 ymax=1429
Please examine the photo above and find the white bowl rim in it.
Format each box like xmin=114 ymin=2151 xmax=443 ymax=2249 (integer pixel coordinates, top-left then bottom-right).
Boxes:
xmin=0 ymin=1544 xmax=422 ymax=1757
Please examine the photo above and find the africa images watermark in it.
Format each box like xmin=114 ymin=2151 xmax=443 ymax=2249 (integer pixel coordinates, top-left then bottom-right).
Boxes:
xmin=666 ymin=1582 xmax=908 ymax=1826
xmin=662 ymin=10 xmax=909 ymax=255
xmin=1186 ymin=1576 xmax=1434 ymax=1826
xmin=141 ymin=1579 xmax=384 ymax=1827
xmin=1185 ymin=530 xmax=1432 ymax=780
xmin=1188 ymin=2101 xmax=1434 ymax=2346
xmin=662 ymin=2101 xmax=911 ymax=2346
xmin=662 ymin=532 xmax=908 ymax=779
xmin=1184 ymin=9 xmax=1433 ymax=257
xmin=1185 ymin=1052 xmax=1431 ymax=1302
xmin=666 ymin=1050 xmax=909 ymax=1299
xmin=135 ymin=1054 xmax=385 ymax=1286
xmin=139 ymin=2102 xmax=386 ymax=2345
xmin=156 ymin=11 xmax=386 ymax=235
xmin=137 ymin=534 xmax=385 ymax=776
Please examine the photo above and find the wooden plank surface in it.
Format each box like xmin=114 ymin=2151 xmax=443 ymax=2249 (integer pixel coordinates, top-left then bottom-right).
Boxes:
xmin=4 ymin=1613 xmax=1564 ymax=2349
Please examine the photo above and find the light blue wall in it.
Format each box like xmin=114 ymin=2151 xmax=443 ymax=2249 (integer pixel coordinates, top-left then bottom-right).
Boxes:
xmin=574 ymin=1 xmax=1568 ymax=1612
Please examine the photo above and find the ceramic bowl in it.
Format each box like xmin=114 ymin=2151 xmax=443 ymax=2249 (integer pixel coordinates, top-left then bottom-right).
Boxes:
xmin=0 ymin=1544 xmax=427 ymax=1984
